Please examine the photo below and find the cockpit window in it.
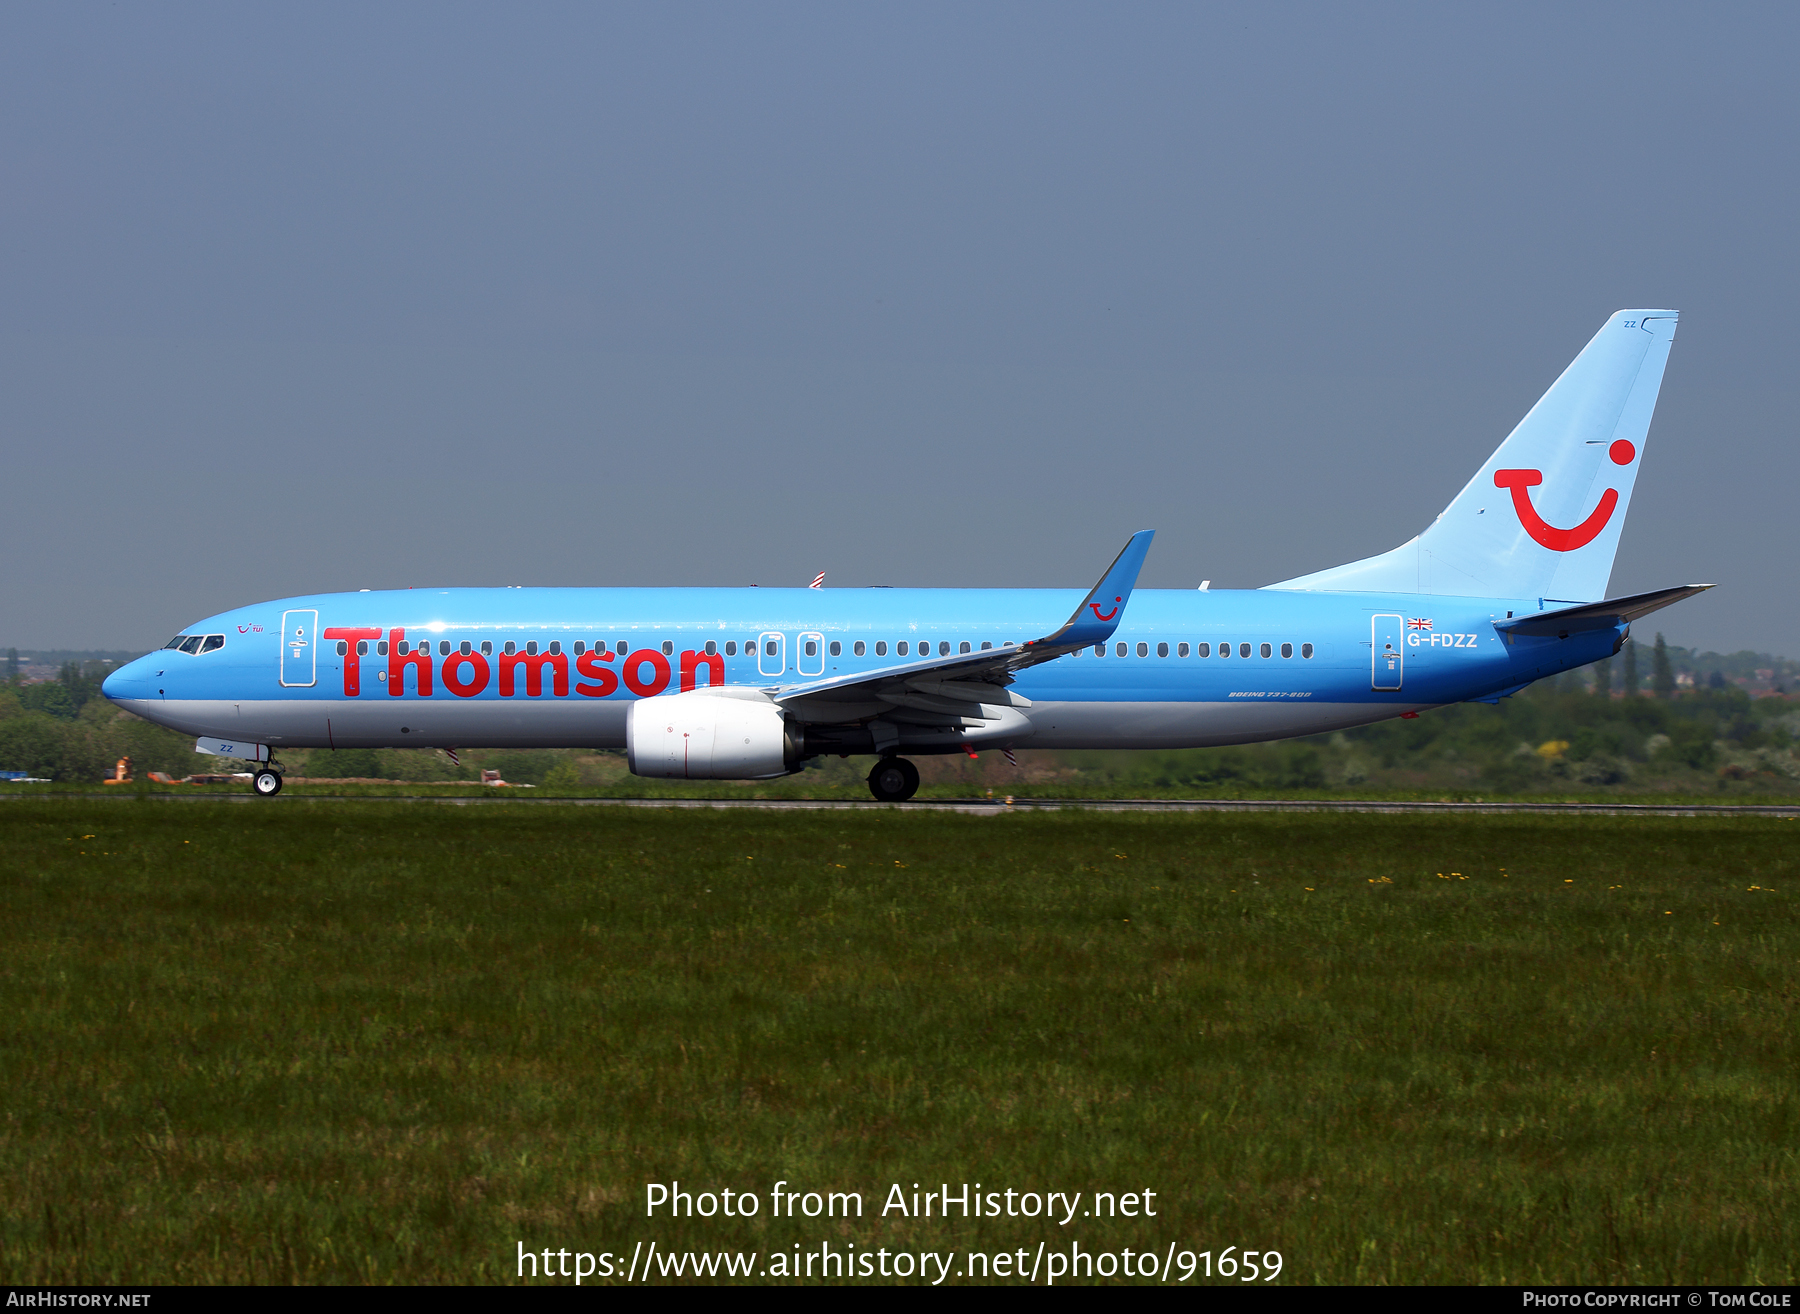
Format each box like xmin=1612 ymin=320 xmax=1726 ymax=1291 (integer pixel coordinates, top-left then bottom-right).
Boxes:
xmin=177 ymin=636 xmax=204 ymax=654
xmin=199 ymin=635 xmax=225 ymax=653
xmin=164 ymin=636 xmax=188 ymax=650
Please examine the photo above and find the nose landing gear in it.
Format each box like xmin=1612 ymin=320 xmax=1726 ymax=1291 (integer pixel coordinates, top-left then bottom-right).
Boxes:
xmin=867 ymin=756 xmax=920 ymax=803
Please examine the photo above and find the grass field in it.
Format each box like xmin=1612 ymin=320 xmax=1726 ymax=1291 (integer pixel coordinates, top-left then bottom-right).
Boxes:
xmin=2 ymin=799 xmax=1794 ymax=1285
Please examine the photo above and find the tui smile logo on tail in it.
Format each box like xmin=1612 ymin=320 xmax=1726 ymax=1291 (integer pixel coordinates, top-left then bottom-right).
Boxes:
xmin=1089 ymin=597 xmax=1122 ymax=622
xmin=1494 ymin=439 xmax=1637 ymax=552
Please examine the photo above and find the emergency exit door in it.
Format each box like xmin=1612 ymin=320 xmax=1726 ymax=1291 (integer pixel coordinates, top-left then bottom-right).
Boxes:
xmin=757 ymin=632 xmax=786 ymax=678
xmin=1371 ymin=613 xmax=1403 ymax=691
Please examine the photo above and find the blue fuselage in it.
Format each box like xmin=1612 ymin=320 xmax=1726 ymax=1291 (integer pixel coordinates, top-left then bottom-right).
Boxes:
xmin=102 ymin=585 xmax=1618 ymax=755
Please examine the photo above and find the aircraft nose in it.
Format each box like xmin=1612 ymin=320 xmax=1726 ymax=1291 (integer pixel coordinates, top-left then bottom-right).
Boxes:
xmin=103 ymin=655 xmax=158 ymax=702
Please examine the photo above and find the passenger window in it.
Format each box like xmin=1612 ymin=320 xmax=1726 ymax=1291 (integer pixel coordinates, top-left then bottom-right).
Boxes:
xmin=875 ymin=641 xmax=887 ymax=656
xmin=1094 ymin=644 xmax=1105 ymax=657
xmin=705 ymin=640 xmax=718 ymax=656
xmin=662 ymin=641 xmax=674 ymax=656
xmin=481 ymin=641 xmax=493 ymax=656
xmin=178 ymin=636 xmax=203 ymax=654
xmin=1220 ymin=642 xmax=1230 ymax=658
xmin=461 ymin=641 xmax=473 ymax=656
xmin=1235 ymin=642 xmax=1248 ymax=658
xmin=829 ymin=641 xmax=841 ymax=656
xmin=726 ymin=641 xmax=738 ymax=656
xmin=1131 ymin=641 xmax=1143 ymax=657
xmin=574 ymin=642 xmax=585 ymax=655
xmin=336 ymin=640 xmax=348 ymax=656
xmin=434 ymin=641 xmax=446 ymax=656
xmin=959 ymin=641 xmax=970 ymax=654
xmin=746 ymin=641 xmax=758 ymax=656
xmin=940 ymin=641 xmax=951 ymax=656
xmin=853 ymin=641 xmax=866 ymax=656
xmin=1116 ymin=642 xmax=1127 ymax=657
xmin=1260 ymin=643 xmax=1272 ymax=659
xmin=1178 ymin=642 xmax=1190 ymax=657
xmin=804 ymin=640 xmax=818 ymax=657
xmin=981 ymin=641 xmax=992 ymax=650
xmin=548 ymin=641 xmax=560 ymax=656
xmin=503 ymin=641 xmax=515 ymax=655
xmin=1157 ymin=642 xmax=1169 ymax=658
xmin=1302 ymin=643 xmax=1314 ymax=659
xmin=524 ymin=641 xmax=537 ymax=656
xmin=898 ymin=641 xmax=909 ymax=656
xmin=1196 ymin=643 xmax=1210 ymax=657
xmin=357 ymin=640 xmax=369 ymax=657
xmin=1281 ymin=642 xmax=1293 ymax=659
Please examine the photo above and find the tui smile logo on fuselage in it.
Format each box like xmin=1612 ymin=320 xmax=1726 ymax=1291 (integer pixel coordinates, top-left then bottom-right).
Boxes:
xmin=1089 ymin=597 xmax=1122 ymax=622
xmin=1494 ymin=439 xmax=1637 ymax=552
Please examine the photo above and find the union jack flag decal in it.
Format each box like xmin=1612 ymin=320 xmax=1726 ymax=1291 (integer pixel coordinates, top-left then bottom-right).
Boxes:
xmin=1407 ymin=617 xmax=1433 ymax=630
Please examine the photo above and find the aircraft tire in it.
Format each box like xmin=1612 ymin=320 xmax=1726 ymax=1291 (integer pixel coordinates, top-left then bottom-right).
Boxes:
xmin=867 ymin=756 xmax=919 ymax=803
xmin=252 ymin=769 xmax=284 ymax=797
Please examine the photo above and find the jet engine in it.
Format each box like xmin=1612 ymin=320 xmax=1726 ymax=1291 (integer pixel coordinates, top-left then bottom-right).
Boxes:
xmin=625 ymin=690 xmax=802 ymax=780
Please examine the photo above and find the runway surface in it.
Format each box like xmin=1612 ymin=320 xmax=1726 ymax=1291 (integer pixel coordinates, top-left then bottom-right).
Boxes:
xmin=10 ymin=792 xmax=1800 ymax=818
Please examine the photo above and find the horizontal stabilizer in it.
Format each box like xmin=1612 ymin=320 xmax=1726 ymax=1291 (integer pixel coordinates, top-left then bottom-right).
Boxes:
xmin=1495 ymin=584 xmax=1713 ymax=638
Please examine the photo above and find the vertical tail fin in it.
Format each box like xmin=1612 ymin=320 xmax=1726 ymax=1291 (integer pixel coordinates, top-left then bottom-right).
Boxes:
xmin=1268 ymin=310 xmax=1679 ymax=601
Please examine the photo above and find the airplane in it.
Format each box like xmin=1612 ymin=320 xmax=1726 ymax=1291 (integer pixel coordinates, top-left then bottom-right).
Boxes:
xmin=103 ymin=309 xmax=1708 ymax=802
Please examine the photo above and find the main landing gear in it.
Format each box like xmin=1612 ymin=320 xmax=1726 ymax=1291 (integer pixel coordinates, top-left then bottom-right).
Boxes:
xmin=867 ymin=756 xmax=920 ymax=803
xmin=252 ymin=766 xmax=284 ymax=797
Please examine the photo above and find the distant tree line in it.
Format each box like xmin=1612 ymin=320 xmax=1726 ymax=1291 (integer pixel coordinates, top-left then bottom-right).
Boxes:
xmin=4 ymin=638 xmax=1795 ymax=790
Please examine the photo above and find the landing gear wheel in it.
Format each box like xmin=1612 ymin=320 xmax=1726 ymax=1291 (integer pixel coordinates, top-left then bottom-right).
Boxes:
xmin=252 ymin=769 xmax=284 ymax=797
xmin=867 ymin=756 xmax=919 ymax=803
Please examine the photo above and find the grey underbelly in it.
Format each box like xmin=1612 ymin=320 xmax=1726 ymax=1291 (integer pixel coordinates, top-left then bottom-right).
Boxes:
xmin=119 ymin=698 xmax=631 ymax=749
xmin=120 ymin=696 xmax=1423 ymax=752
xmin=1019 ymin=700 xmax=1427 ymax=748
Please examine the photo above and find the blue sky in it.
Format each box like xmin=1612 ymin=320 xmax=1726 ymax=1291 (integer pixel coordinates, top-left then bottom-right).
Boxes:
xmin=4 ymin=3 xmax=1795 ymax=653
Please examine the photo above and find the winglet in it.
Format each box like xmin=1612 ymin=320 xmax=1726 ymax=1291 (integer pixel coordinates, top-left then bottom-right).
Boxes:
xmin=1029 ymin=530 xmax=1155 ymax=651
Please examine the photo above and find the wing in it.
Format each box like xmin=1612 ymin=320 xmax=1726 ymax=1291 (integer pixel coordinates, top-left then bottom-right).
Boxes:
xmin=775 ymin=530 xmax=1155 ymax=729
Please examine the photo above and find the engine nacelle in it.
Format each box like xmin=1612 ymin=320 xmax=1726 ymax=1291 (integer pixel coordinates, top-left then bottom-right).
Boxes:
xmin=625 ymin=690 xmax=800 ymax=780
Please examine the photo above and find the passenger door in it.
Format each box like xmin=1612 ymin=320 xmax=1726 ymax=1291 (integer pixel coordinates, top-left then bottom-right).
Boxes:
xmin=281 ymin=609 xmax=318 ymax=687
xmin=1370 ymin=613 xmax=1403 ymax=691
xmin=797 ymin=631 xmax=825 ymax=676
